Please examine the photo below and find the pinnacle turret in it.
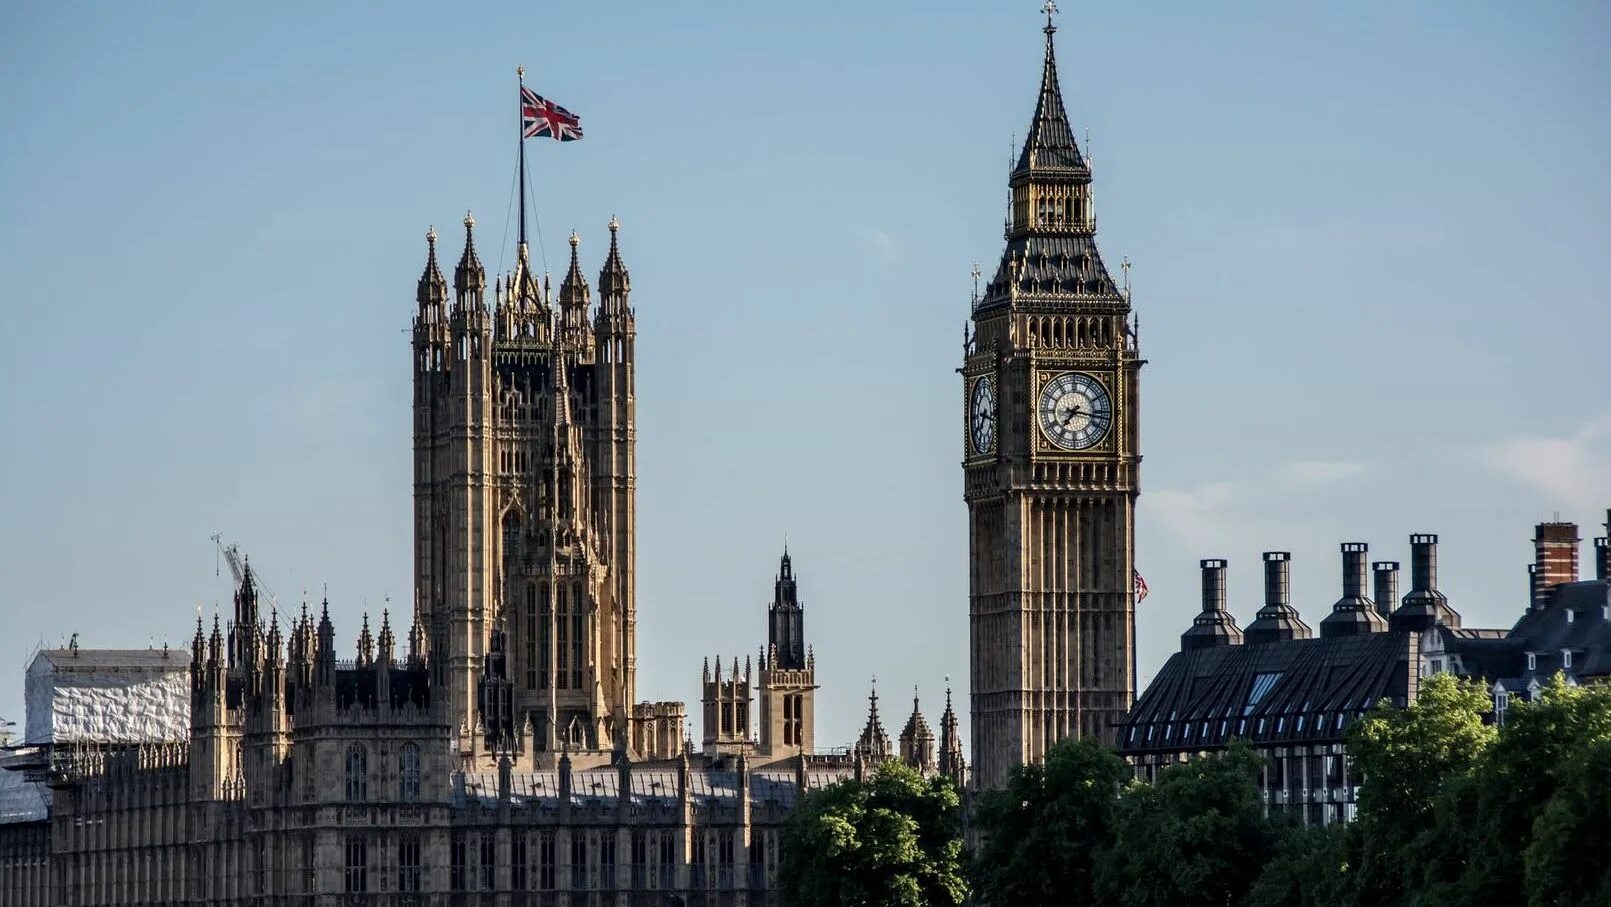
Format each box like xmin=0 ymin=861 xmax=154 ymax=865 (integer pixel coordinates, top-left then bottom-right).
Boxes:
xmin=453 ymin=212 xmax=486 ymax=296
xmin=417 ymin=226 xmax=447 ymax=307
xmin=938 ymin=685 xmax=966 ymax=787
xmin=598 ymin=215 xmax=630 ymax=300
xmin=853 ymin=681 xmax=892 ymax=761
xmin=558 ymin=231 xmax=590 ymax=339
xmin=356 ymin=613 xmax=374 ymax=668
xmin=899 ymin=690 xmax=937 ymax=772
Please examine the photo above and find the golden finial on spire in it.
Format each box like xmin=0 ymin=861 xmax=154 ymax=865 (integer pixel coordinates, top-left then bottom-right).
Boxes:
xmin=463 ymin=210 xmax=475 ymax=229
xmin=568 ymin=230 xmax=580 ymax=248
xmin=425 ymin=226 xmax=437 ymax=246
xmin=1043 ymin=0 xmax=1059 ymax=31
xmin=608 ymin=214 xmax=620 ymax=234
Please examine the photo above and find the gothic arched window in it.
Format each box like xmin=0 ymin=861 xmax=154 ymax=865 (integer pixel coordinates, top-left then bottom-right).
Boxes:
xmin=399 ymin=743 xmax=421 ymax=803
xmin=345 ymin=743 xmax=368 ymax=803
xmin=503 ymin=512 xmax=522 ymax=567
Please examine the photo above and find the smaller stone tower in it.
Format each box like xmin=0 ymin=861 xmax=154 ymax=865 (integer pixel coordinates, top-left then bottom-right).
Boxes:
xmin=757 ymin=549 xmax=817 ymax=759
xmin=701 ymin=656 xmax=752 ymax=756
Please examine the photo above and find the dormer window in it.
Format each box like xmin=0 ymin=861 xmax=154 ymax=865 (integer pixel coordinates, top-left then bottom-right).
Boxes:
xmin=1527 ymin=653 xmax=1537 ymax=671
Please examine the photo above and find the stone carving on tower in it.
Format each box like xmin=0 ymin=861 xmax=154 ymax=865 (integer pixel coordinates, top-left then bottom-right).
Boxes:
xmin=413 ymin=213 xmax=642 ymax=760
xmin=962 ymin=6 xmax=1142 ymax=789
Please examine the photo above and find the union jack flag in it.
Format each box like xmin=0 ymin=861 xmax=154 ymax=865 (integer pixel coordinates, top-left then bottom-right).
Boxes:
xmin=521 ymin=86 xmax=583 ymax=141
xmin=1134 ymin=570 xmax=1149 ymax=604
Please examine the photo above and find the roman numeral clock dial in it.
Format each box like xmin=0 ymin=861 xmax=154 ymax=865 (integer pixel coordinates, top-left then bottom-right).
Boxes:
xmin=969 ymin=376 xmax=996 ymax=455
xmin=1037 ymin=372 xmax=1112 ymax=451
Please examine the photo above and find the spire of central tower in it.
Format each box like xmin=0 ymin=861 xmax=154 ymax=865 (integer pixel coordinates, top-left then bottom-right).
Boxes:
xmin=982 ymin=8 xmax=1120 ymax=305
xmin=1016 ymin=4 xmax=1086 ymax=175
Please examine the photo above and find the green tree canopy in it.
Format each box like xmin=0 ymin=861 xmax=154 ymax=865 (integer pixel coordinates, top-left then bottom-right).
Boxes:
xmin=778 ymin=762 xmax=968 ymax=907
xmin=1346 ymin=671 xmax=1495 ymax=903
xmin=1096 ymin=743 xmax=1279 ymax=907
xmin=1425 ymin=675 xmax=1611 ymax=906
xmin=1524 ymin=733 xmax=1611 ymax=906
xmin=970 ymin=735 xmax=1132 ymax=906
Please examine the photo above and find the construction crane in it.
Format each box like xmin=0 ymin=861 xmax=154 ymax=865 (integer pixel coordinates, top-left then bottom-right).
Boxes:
xmin=210 ymin=533 xmax=281 ymax=613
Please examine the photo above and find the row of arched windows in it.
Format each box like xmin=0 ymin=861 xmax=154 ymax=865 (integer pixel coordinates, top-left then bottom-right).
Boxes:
xmin=344 ymin=742 xmax=421 ymax=803
xmin=1028 ymin=315 xmax=1114 ymax=349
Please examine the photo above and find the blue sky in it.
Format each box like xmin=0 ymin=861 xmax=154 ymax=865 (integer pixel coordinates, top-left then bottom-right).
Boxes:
xmin=1 ymin=1 xmax=1607 ymax=748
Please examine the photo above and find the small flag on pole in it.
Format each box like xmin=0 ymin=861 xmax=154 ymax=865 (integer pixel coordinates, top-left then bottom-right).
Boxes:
xmin=521 ymin=86 xmax=583 ymax=141
xmin=1134 ymin=570 xmax=1149 ymax=604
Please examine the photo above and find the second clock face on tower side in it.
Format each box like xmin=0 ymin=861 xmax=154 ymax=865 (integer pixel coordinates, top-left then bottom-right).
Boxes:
xmin=1038 ymin=372 xmax=1112 ymax=451
xmin=969 ymin=376 xmax=996 ymax=455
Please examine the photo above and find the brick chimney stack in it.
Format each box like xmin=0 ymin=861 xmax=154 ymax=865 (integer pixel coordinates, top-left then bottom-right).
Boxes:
xmin=1533 ymin=521 xmax=1580 ymax=608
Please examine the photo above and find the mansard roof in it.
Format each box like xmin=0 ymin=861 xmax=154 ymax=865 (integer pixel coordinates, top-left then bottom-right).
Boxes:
xmin=1461 ymin=579 xmax=1611 ymax=689
xmin=1118 ymin=631 xmax=1415 ymax=755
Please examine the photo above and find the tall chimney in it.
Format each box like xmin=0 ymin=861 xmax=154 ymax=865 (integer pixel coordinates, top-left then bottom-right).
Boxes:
xmin=1204 ymin=558 xmax=1227 ymax=612
xmin=1321 ymin=543 xmax=1386 ymax=637
xmin=1372 ymin=561 xmax=1399 ymax=620
xmin=1533 ymin=521 xmax=1580 ymax=608
xmin=1596 ymin=537 xmax=1609 ymax=583
xmin=1391 ymin=534 xmax=1458 ymax=631
xmin=1244 ymin=552 xmax=1311 ymax=645
xmin=1181 ymin=558 xmax=1242 ymax=651
xmin=1411 ymin=534 xmax=1439 ymax=594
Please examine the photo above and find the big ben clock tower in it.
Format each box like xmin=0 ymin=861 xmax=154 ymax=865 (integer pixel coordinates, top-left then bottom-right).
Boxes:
xmin=963 ymin=5 xmax=1141 ymax=789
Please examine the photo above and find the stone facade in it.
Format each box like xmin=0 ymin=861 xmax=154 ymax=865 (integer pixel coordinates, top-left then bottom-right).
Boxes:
xmin=962 ymin=15 xmax=1141 ymax=789
xmin=0 ymin=212 xmax=966 ymax=903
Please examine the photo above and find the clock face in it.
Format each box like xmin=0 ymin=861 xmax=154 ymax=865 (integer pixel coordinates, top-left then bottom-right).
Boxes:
xmin=969 ymin=377 xmax=996 ymax=454
xmin=1038 ymin=372 xmax=1112 ymax=450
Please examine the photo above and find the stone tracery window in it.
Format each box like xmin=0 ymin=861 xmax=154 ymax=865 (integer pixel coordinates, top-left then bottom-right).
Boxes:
xmin=345 ymin=743 xmax=367 ymax=803
xmin=398 ymin=743 xmax=420 ymax=803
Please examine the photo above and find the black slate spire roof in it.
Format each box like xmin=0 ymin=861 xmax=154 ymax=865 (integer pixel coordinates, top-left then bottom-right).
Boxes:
xmin=979 ymin=13 xmax=1120 ymax=309
xmin=1014 ymin=16 xmax=1087 ymax=175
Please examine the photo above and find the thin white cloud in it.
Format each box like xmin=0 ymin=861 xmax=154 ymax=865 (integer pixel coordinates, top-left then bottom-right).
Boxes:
xmin=859 ymin=228 xmax=901 ymax=263
xmin=1279 ymin=459 xmax=1367 ymax=487
xmin=1477 ymin=412 xmax=1611 ymax=507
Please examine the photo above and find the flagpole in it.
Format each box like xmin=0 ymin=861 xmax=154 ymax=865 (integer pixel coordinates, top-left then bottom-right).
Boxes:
xmin=517 ymin=64 xmax=528 ymax=250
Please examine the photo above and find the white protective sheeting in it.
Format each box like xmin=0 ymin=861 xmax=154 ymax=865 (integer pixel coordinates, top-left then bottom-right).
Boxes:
xmin=24 ymin=649 xmax=191 ymax=744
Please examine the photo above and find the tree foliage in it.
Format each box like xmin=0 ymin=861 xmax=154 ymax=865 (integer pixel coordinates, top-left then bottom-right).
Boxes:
xmin=781 ymin=672 xmax=1611 ymax=906
xmin=1345 ymin=672 xmax=1496 ymax=903
xmin=971 ymin=736 xmax=1131 ymax=906
xmin=1096 ymin=744 xmax=1280 ymax=907
xmin=778 ymin=761 xmax=967 ymax=907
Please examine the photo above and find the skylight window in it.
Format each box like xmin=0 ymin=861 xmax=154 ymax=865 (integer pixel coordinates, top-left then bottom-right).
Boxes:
xmin=1243 ymin=672 xmax=1282 ymax=715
